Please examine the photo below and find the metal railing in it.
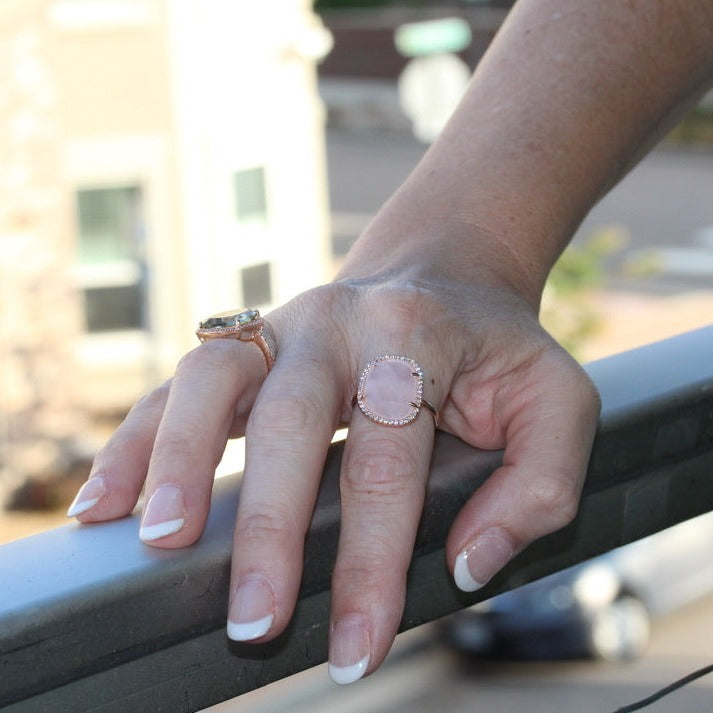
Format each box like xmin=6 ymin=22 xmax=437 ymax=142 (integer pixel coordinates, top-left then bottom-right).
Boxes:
xmin=2 ymin=325 xmax=712 ymax=713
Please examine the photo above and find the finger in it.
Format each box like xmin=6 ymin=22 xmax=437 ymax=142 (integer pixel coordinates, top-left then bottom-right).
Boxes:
xmin=328 ymin=353 xmax=439 ymax=684
xmin=329 ymin=412 xmax=435 ymax=684
xmin=139 ymin=338 xmax=266 ymax=547
xmin=67 ymin=380 xmax=171 ymax=522
xmin=447 ymin=353 xmax=600 ymax=591
xmin=226 ymin=346 xmax=342 ymax=644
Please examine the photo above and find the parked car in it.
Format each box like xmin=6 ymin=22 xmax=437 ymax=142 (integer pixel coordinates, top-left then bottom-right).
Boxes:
xmin=442 ymin=510 xmax=713 ymax=662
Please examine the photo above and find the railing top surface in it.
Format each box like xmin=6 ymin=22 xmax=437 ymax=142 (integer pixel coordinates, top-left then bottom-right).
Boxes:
xmin=587 ymin=323 xmax=713 ymax=420
xmin=1 ymin=324 xmax=712 ymax=712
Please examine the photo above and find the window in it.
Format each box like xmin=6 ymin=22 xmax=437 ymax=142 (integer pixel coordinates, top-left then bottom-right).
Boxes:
xmin=240 ymin=262 xmax=272 ymax=306
xmin=234 ymin=167 xmax=267 ymax=224
xmin=233 ymin=168 xmax=272 ymax=305
xmin=82 ymin=284 xmax=143 ymax=333
xmin=75 ymin=185 xmax=147 ymax=333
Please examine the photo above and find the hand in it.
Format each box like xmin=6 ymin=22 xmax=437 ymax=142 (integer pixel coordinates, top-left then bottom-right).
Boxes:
xmin=67 ymin=264 xmax=600 ymax=685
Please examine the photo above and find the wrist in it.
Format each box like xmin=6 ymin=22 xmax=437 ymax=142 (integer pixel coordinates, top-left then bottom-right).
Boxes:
xmin=336 ymin=192 xmax=556 ymax=312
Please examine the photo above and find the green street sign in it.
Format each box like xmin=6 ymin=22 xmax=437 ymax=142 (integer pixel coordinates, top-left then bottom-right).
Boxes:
xmin=394 ymin=17 xmax=472 ymax=57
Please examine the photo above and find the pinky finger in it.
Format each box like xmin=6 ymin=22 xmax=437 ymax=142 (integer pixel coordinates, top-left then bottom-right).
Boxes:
xmin=67 ymin=380 xmax=171 ymax=522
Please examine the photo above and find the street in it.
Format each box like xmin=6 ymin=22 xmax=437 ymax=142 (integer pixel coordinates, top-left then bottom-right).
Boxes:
xmin=206 ymin=591 xmax=713 ymax=712
xmin=326 ymin=128 xmax=713 ymax=295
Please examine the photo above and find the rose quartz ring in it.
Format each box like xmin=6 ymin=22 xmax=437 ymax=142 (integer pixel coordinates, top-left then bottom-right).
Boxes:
xmin=196 ymin=308 xmax=276 ymax=372
xmin=357 ymin=355 xmax=439 ymax=427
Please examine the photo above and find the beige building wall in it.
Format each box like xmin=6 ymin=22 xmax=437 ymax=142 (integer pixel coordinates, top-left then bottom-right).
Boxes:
xmin=165 ymin=0 xmax=333 ymax=329
xmin=0 ymin=0 xmax=87 ymax=502
xmin=1 ymin=0 xmax=332 ymax=412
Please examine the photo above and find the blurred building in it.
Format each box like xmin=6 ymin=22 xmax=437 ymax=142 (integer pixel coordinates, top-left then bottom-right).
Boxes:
xmin=1 ymin=0 xmax=333 ymax=416
xmin=317 ymin=4 xmax=504 ymax=80
xmin=0 ymin=0 xmax=332 ymax=506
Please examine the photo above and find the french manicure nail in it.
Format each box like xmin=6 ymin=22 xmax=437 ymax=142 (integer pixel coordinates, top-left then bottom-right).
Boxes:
xmin=227 ymin=575 xmax=275 ymax=641
xmin=67 ymin=475 xmax=107 ymax=518
xmin=139 ymin=484 xmax=185 ymax=542
xmin=329 ymin=615 xmax=370 ymax=685
xmin=454 ymin=528 xmax=514 ymax=593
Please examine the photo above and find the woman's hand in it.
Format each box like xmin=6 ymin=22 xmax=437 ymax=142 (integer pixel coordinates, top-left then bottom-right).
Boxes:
xmin=62 ymin=0 xmax=713 ymax=685
xmin=68 ymin=261 xmax=599 ymax=684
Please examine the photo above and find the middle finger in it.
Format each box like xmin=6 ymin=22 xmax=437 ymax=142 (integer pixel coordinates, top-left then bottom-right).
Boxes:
xmin=329 ymin=354 xmax=438 ymax=684
xmin=226 ymin=343 xmax=343 ymax=642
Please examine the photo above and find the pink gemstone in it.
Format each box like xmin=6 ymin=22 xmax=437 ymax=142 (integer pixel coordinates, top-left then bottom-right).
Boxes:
xmin=358 ymin=356 xmax=423 ymax=425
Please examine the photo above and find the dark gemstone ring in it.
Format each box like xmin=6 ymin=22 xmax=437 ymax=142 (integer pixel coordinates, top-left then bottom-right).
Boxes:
xmin=196 ymin=308 xmax=276 ymax=372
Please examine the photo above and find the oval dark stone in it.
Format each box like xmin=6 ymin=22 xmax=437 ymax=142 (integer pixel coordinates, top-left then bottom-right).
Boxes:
xmin=200 ymin=309 xmax=258 ymax=330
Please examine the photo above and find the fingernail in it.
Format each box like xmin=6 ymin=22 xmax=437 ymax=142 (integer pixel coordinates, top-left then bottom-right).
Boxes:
xmin=329 ymin=615 xmax=370 ymax=685
xmin=139 ymin=484 xmax=185 ymax=542
xmin=454 ymin=528 xmax=514 ymax=592
xmin=67 ymin=475 xmax=107 ymax=518
xmin=227 ymin=575 xmax=275 ymax=641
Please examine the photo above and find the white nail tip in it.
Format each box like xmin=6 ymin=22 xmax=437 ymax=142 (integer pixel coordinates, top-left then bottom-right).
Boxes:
xmin=329 ymin=655 xmax=369 ymax=685
xmin=454 ymin=551 xmax=483 ymax=593
xmin=139 ymin=517 xmax=185 ymax=542
xmin=66 ymin=496 xmax=101 ymax=518
xmin=226 ymin=614 xmax=274 ymax=641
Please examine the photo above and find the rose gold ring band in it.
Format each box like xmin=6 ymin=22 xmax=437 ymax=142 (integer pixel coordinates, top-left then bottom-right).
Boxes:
xmin=419 ymin=398 xmax=440 ymax=427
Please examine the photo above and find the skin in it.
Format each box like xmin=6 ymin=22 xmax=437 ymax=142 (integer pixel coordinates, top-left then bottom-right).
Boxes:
xmin=69 ymin=0 xmax=713 ymax=684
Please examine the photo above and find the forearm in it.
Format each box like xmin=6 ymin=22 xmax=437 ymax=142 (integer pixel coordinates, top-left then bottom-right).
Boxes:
xmin=341 ymin=0 xmax=713 ymax=305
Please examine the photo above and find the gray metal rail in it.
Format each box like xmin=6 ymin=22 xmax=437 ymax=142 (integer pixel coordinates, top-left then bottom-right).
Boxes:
xmin=2 ymin=326 xmax=713 ymax=712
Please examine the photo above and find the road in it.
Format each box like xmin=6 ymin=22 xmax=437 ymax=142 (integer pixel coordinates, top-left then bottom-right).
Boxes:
xmin=326 ymin=128 xmax=713 ymax=295
xmin=205 ymin=592 xmax=713 ymax=713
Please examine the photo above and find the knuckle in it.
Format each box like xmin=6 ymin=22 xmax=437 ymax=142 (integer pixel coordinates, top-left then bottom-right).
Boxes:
xmin=553 ymin=354 xmax=602 ymax=414
xmin=333 ymin=556 xmax=397 ymax=593
xmin=152 ymin=427 xmax=203 ymax=464
xmin=176 ymin=340 xmax=239 ymax=379
xmin=97 ymin=381 xmax=172 ymax=463
xmin=580 ymin=375 xmax=602 ymax=417
xmin=292 ymin=282 xmax=345 ymax=316
xmin=562 ymin=358 xmax=601 ymax=407
xmin=341 ymin=442 xmax=418 ymax=499
xmin=235 ymin=509 xmax=296 ymax=546
xmin=283 ymin=284 xmax=354 ymax=343
xmin=249 ymin=391 xmax=320 ymax=437
xmin=524 ymin=471 xmax=580 ymax=531
xmin=175 ymin=344 xmax=204 ymax=375
xmin=130 ymin=380 xmax=171 ymax=417
xmin=363 ymin=282 xmax=443 ymax=337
